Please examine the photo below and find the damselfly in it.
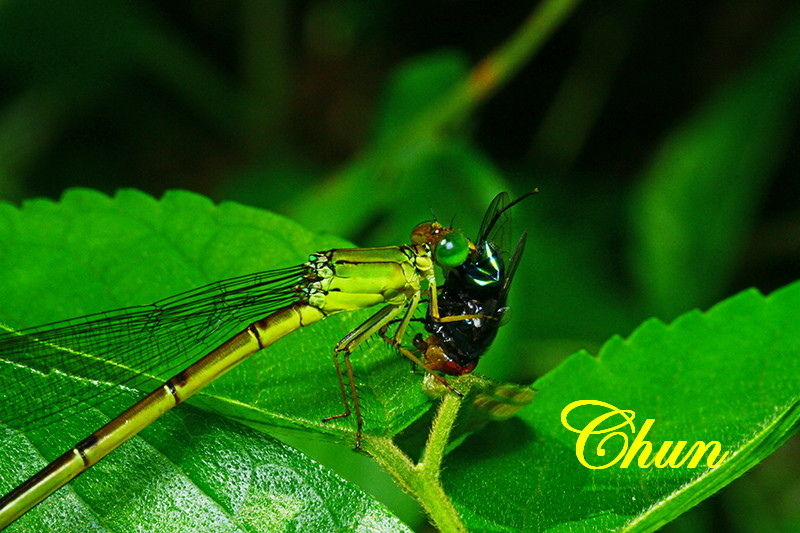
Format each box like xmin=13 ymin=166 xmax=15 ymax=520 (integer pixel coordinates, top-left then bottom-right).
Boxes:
xmin=0 ymin=192 xmax=533 ymax=529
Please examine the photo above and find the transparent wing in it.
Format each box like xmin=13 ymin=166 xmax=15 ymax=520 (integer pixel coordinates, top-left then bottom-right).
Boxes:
xmin=0 ymin=266 xmax=304 ymax=432
xmin=476 ymin=192 xmax=513 ymax=254
xmin=500 ymin=231 xmax=528 ymax=299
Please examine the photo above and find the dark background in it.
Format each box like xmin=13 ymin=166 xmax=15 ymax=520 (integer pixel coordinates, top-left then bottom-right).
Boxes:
xmin=1 ymin=0 xmax=798 ymax=530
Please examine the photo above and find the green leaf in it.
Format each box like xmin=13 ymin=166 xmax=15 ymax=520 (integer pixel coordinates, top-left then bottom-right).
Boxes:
xmin=630 ymin=9 xmax=800 ymax=318
xmin=0 ymin=389 xmax=411 ymax=532
xmin=0 ymin=188 xmax=432 ymax=440
xmin=443 ymin=281 xmax=800 ymax=531
xmin=370 ymin=51 xmax=470 ymax=144
xmin=0 ymin=189 xmax=426 ymax=529
xmin=6 ymin=188 xmax=796 ymax=532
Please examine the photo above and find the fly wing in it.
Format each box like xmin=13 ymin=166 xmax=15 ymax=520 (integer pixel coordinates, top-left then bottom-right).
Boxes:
xmin=476 ymin=192 xmax=512 ymax=254
xmin=500 ymin=230 xmax=528 ymax=298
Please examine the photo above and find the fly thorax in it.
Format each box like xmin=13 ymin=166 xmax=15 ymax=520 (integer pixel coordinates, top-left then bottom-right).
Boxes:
xmin=460 ymin=241 xmax=504 ymax=288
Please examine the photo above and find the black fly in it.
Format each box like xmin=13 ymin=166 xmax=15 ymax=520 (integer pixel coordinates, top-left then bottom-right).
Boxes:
xmin=415 ymin=190 xmax=537 ymax=375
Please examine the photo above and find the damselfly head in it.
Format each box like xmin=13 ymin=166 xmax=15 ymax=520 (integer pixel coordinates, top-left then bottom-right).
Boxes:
xmin=410 ymin=220 xmax=449 ymax=246
xmin=411 ymin=221 xmax=475 ymax=270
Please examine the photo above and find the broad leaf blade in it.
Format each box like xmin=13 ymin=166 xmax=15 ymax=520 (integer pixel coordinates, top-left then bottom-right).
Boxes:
xmin=443 ymin=281 xmax=800 ymax=531
xmin=0 ymin=382 xmax=411 ymax=532
xmin=0 ymin=188 xmax=431 ymax=441
xmin=0 ymin=189 xmax=431 ymax=529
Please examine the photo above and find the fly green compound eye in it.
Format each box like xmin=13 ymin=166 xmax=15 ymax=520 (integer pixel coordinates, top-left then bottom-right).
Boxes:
xmin=435 ymin=232 xmax=470 ymax=268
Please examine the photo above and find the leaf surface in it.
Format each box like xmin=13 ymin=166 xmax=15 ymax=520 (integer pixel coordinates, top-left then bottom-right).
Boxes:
xmin=0 ymin=189 xmax=424 ymax=530
xmin=444 ymin=282 xmax=800 ymax=531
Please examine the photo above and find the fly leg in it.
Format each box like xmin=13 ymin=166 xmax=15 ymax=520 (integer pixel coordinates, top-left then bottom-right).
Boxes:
xmin=423 ymin=278 xmax=495 ymax=324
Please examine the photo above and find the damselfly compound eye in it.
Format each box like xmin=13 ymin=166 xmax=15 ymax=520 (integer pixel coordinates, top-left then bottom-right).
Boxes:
xmin=435 ymin=232 xmax=469 ymax=268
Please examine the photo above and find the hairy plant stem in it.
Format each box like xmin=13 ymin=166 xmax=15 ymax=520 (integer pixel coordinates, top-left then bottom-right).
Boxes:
xmin=364 ymin=393 xmax=465 ymax=533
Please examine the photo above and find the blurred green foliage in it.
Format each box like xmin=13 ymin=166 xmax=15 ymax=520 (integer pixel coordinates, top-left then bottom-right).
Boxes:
xmin=1 ymin=0 xmax=799 ymax=531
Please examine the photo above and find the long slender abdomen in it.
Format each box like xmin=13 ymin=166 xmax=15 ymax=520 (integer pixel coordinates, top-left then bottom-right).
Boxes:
xmin=0 ymin=302 xmax=323 ymax=529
